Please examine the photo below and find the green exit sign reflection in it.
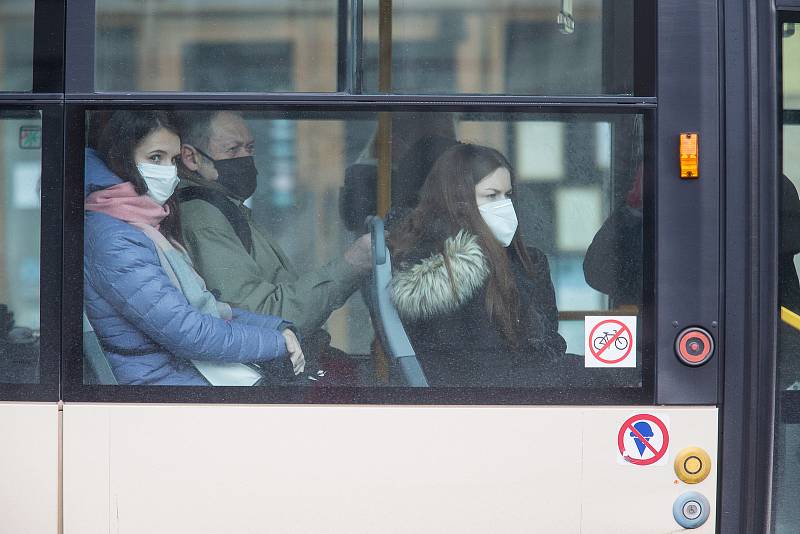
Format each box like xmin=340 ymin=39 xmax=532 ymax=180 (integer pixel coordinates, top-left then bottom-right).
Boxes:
xmin=19 ymin=126 xmax=41 ymax=150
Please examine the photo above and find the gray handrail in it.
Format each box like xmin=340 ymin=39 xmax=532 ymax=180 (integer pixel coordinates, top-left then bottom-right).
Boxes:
xmin=371 ymin=217 xmax=387 ymax=266
xmin=368 ymin=217 xmax=429 ymax=387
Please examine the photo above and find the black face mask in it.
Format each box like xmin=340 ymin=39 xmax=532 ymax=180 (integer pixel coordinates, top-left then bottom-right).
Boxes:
xmin=195 ymin=147 xmax=259 ymax=200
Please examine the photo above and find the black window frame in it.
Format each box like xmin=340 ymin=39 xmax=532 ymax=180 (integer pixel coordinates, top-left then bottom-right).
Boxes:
xmin=0 ymin=0 xmax=65 ymax=401
xmin=63 ymin=100 xmax=656 ymax=405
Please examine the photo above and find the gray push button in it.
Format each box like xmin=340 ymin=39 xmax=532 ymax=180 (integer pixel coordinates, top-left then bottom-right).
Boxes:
xmin=673 ymin=491 xmax=710 ymax=529
xmin=682 ymin=501 xmax=702 ymax=520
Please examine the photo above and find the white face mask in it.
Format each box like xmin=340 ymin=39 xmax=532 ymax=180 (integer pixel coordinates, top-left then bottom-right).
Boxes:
xmin=478 ymin=198 xmax=518 ymax=247
xmin=137 ymin=163 xmax=179 ymax=205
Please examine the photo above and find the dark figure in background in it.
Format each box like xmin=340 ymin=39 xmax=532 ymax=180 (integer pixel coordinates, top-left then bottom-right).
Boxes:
xmin=780 ymin=175 xmax=800 ymax=311
xmin=582 ymin=163 xmax=644 ymax=307
xmin=779 ymin=175 xmax=800 ymax=390
xmin=388 ymin=144 xmax=567 ymax=387
xmin=584 ymin=116 xmax=645 ymax=308
xmin=340 ymin=114 xmax=458 ymax=232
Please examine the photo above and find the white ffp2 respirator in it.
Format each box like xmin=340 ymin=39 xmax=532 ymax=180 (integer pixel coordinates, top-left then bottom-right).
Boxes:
xmin=478 ymin=198 xmax=518 ymax=247
xmin=137 ymin=163 xmax=179 ymax=205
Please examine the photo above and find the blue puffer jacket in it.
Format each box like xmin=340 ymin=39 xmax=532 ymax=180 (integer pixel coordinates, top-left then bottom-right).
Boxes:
xmin=84 ymin=149 xmax=290 ymax=385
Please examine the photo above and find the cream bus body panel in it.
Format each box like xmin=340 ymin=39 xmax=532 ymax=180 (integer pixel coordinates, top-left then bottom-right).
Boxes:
xmin=62 ymin=405 xmax=717 ymax=534
xmin=0 ymin=403 xmax=59 ymax=534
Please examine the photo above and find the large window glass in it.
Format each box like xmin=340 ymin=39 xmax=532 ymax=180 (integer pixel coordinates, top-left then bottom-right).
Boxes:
xmin=0 ymin=112 xmax=41 ymax=384
xmin=363 ymin=0 xmax=636 ymax=95
xmin=81 ymin=108 xmax=646 ymax=395
xmin=95 ymin=0 xmax=338 ymax=92
xmin=775 ymin=17 xmax=800 ymax=534
xmin=0 ymin=1 xmax=35 ymax=92
xmin=94 ymin=0 xmax=641 ymax=95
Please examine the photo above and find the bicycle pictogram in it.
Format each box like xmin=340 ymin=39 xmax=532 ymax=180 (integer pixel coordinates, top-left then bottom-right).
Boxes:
xmin=592 ymin=329 xmax=629 ymax=351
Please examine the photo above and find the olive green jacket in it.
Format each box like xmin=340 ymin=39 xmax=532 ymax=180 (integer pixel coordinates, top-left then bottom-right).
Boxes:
xmin=176 ymin=172 xmax=362 ymax=336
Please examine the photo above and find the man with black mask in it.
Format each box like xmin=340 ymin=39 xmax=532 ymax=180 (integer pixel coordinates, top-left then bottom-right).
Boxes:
xmin=176 ymin=111 xmax=372 ymax=381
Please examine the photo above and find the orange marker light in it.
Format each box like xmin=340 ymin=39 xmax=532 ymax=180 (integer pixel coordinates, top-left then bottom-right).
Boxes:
xmin=680 ymin=133 xmax=699 ymax=179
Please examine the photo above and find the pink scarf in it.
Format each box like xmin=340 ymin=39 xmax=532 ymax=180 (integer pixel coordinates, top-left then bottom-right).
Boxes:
xmin=85 ymin=182 xmax=169 ymax=228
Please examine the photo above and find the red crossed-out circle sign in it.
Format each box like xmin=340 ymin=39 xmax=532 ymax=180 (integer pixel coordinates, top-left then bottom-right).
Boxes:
xmin=617 ymin=413 xmax=670 ymax=466
xmin=589 ymin=319 xmax=633 ymax=364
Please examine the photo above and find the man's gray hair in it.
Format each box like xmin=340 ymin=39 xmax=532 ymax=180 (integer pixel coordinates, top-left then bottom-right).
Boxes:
xmin=176 ymin=110 xmax=245 ymax=152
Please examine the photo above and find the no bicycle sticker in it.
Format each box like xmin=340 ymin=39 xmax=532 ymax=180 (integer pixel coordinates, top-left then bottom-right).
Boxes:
xmin=617 ymin=413 xmax=670 ymax=466
xmin=584 ymin=316 xmax=637 ymax=368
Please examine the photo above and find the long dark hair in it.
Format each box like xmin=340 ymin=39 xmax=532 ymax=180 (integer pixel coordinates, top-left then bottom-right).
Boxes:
xmin=97 ymin=110 xmax=184 ymax=245
xmin=389 ymin=143 xmax=534 ymax=347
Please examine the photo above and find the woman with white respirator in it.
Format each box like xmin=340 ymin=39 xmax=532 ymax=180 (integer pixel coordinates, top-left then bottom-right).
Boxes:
xmin=388 ymin=143 xmax=567 ymax=387
xmin=83 ymin=110 xmax=304 ymax=385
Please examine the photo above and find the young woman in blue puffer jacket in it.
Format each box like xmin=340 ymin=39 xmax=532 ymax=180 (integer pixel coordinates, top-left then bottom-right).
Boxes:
xmin=84 ymin=111 xmax=304 ymax=385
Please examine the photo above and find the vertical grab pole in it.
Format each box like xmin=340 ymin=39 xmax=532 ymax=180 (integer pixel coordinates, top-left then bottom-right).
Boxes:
xmin=376 ymin=0 xmax=392 ymax=217
xmin=373 ymin=0 xmax=393 ymax=380
xmin=337 ymin=0 xmax=348 ymax=92
xmin=349 ymin=0 xmax=364 ymax=93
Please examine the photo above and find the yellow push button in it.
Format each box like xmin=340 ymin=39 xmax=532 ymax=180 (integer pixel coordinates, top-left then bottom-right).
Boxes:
xmin=685 ymin=456 xmax=702 ymax=474
xmin=674 ymin=447 xmax=712 ymax=484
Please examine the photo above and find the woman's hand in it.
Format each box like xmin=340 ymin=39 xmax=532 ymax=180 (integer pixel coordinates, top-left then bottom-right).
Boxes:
xmin=281 ymin=329 xmax=306 ymax=375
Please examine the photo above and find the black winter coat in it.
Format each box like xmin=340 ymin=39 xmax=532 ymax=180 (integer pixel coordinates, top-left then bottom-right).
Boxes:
xmin=390 ymin=231 xmax=567 ymax=387
xmin=582 ymin=206 xmax=643 ymax=306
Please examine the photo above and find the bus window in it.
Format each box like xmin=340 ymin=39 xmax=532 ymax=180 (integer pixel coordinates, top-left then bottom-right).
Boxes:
xmin=81 ymin=108 xmax=647 ymax=397
xmin=0 ymin=112 xmax=42 ymax=384
xmin=775 ymin=16 xmax=800 ymax=534
xmin=94 ymin=0 xmax=336 ymax=92
xmin=93 ymin=1 xmax=648 ymax=96
xmin=362 ymin=0 xmax=641 ymax=95
xmin=0 ymin=1 xmax=35 ymax=91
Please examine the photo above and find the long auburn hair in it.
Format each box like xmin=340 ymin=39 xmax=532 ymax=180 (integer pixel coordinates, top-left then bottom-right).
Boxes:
xmin=97 ymin=110 xmax=184 ymax=245
xmin=389 ymin=143 xmax=535 ymax=347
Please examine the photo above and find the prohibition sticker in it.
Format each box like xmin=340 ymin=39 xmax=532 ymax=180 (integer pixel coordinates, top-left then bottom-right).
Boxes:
xmin=617 ymin=413 xmax=670 ymax=466
xmin=584 ymin=316 xmax=637 ymax=368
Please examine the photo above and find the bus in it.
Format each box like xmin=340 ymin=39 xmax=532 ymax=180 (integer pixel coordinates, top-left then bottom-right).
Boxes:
xmin=0 ymin=0 xmax=797 ymax=532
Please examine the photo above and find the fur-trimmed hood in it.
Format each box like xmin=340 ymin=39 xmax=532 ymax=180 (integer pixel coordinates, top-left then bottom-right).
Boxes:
xmin=391 ymin=230 xmax=489 ymax=321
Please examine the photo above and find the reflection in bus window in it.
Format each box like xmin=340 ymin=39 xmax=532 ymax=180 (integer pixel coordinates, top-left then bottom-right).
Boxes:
xmin=0 ymin=113 xmax=42 ymax=384
xmin=94 ymin=0 xmax=638 ymax=95
xmin=363 ymin=0 xmax=635 ymax=95
xmin=0 ymin=1 xmax=35 ymax=91
xmin=83 ymin=109 xmax=644 ymax=390
xmin=95 ymin=0 xmax=336 ymax=92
